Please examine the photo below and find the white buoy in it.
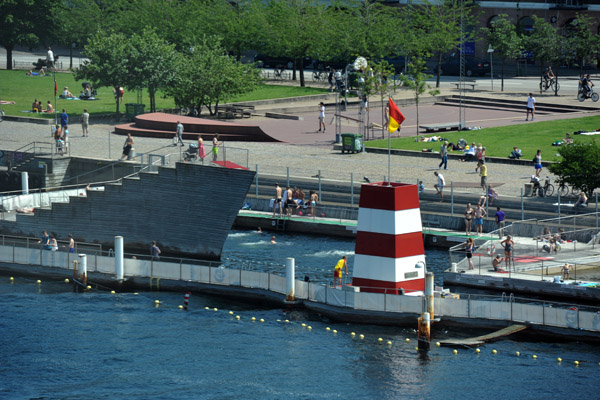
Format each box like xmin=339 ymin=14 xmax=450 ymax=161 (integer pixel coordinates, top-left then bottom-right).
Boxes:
xmin=115 ymin=236 xmax=124 ymax=281
xmin=285 ymin=257 xmax=295 ymax=301
xmin=78 ymin=254 xmax=87 ymax=285
xmin=21 ymin=171 xmax=29 ymax=195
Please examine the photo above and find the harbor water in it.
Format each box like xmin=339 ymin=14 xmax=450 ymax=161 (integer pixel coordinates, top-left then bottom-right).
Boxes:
xmin=1 ymin=230 xmax=598 ymax=399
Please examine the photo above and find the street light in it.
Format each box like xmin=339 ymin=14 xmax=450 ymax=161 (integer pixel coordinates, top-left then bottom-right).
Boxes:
xmin=487 ymin=45 xmax=494 ymax=91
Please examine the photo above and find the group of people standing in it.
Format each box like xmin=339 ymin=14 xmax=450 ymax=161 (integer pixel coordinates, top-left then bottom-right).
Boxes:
xmin=38 ymin=231 xmax=75 ymax=253
xmin=271 ymin=183 xmax=318 ymax=218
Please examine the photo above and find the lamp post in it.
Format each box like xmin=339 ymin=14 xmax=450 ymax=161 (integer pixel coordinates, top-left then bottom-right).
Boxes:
xmin=487 ymin=45 xmax=494 ymax=91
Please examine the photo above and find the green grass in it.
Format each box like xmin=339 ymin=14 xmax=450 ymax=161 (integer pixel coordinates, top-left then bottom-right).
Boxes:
xmin=366 ymin=116 xmax=600 ymax=162
xmin=0 ymin=70 xmax=327 ymax=119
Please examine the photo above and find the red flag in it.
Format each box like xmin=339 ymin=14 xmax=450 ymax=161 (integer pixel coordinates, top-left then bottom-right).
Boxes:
xmin=388 ymin=97 xmax=405 ymax=133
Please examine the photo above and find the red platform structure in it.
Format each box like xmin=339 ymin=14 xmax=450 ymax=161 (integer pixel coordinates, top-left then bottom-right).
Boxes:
xmin=352 ymin=182 xmax=426 ymax=294
xmin=114 ymin=112 xmax=280 ymax=142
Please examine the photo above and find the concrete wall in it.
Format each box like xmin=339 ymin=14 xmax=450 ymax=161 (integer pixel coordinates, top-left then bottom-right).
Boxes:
xmin=0 ymin=162 xmax=255 ymax=260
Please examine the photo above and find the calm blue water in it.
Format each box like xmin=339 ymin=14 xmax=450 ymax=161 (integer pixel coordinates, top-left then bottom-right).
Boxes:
xmin=1 ymin=231 xmax=598 ymax=399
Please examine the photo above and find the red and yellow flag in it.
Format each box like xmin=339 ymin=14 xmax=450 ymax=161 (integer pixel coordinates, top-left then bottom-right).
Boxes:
xmin=388 ymin=97 xmax=405 ymax=133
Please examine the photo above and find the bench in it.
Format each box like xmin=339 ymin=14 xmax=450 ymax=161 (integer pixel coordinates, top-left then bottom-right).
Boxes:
xmin=454 ymin=80 xmax=477 ymax=90
xmin=216 ymin=105 xmax=253 ymax=119
xmin=419 ymin=122 xmax=462 ymax=133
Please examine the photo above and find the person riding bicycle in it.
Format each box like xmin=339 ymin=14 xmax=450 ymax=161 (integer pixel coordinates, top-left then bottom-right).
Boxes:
xmin=582 ymin=74 xmax=594 ymax=95
xmin=543 ymin=66 xmax=554 ymax=90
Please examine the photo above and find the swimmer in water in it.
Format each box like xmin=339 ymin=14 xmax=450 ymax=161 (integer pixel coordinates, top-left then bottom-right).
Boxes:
xmin=256 ymin=227 xmax=262 ymax=233
xmin=270 ymin=236 xmax=276 ymax=244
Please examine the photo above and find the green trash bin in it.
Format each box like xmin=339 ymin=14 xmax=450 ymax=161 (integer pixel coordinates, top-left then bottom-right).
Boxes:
xmin=341 ymin=133 xmax=362 ymax=153
xmin=125 ymin=103 xmax=146 ymax=121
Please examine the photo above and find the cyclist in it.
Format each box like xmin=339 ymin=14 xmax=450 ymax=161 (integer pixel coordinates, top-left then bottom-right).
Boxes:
xmin=583 ymin=74 xmax=594 ymax=95
xmin=542 ymin=66 xmax=554 ymax=90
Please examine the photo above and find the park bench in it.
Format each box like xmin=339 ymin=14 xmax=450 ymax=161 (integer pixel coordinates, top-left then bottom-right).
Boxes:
xmin=216 ymin=104 xmax=254 ymax=119
xmin=453 ymin=79 xmax=477 ymax=90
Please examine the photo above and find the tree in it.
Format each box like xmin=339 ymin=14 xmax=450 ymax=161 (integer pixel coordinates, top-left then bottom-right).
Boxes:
xmin=358 ymin=59 xmax=396 ymax=139
xmin=521 ymin=16 xmax=563 ymax=95
xmin=482 ymin=14 xmax=522 ymax=91
xmin=0 ymin=0 xmax=60 ymax=69
xmin=548 ymin=142 xmax=600 ymax=196
xmin=409 ymin=0 xmax=477 ymax=88
xmin=401 ymin=57 xmax=440 ymax=136
xmin=127 ymin=29 xmax=178 ymax=112
xmin=563 ymin=13 xmax=600 ymax=72
xmin=167 ymin=38 xmax=261 ymax=116
xmin=75 ymin=31 xmax=132 ymax=114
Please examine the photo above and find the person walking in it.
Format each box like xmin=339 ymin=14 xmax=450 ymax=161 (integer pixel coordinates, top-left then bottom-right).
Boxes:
xmin=121 ymin=133 xmax=134 ymax=160
xmin=495 ymin=206 xmax=506 ymax=238
xmin=526 ymin=93 xmax=535 ymax=121
xmin=333 ymin=256 xmax=348 ymax=286
xmin=438 ymin=141 xmax=448 ymax=170
xmin=434 ymin=171 xmax=445 ymax=202
xmin=175 ymin=121 xmax=185 ymax=146
xmin=150 ymin=241 xmax=161 ymax=260
xmin=46 ymin=47 xmax=54 ymax=70
xmin=478 ymin=160 xmax=487 ymax=190
xmin=533 ymin=149 xmax=542 ymax=177
xmin=60 ymin=109 xmax=69 ymax=131
xmin=317 ymin=102 xmax=326 ymax=132
xmin=81 ymin=109 xmax=89 ymax=137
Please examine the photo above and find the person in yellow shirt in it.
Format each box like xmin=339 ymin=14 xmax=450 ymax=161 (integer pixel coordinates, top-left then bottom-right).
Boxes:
xmin=478 ymin=160 xmax=487 ymax=190
xmin=333 ymin=256 xmax=348 ymax=286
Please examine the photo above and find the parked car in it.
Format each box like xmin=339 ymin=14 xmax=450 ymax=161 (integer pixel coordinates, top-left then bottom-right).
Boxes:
xmin=440 ymin=57 xmax=490 ymax=77
xmin=254 ymin=54 xmax=312 ymax=69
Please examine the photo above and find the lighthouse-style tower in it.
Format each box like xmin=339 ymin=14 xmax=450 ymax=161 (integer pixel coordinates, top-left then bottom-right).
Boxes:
xmin=351 ymin=182 xmax=426 ymax=294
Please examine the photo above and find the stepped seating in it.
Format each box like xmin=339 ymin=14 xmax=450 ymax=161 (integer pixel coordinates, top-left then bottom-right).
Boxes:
xmin=114 ymin=112 xmax=280 ymax=142
xmin=438 ymin=95 xmax=593 ymax=114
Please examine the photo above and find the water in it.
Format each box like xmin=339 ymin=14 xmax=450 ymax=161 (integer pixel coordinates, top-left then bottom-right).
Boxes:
xmin=1 ymin=231 xmax=598 ymax=399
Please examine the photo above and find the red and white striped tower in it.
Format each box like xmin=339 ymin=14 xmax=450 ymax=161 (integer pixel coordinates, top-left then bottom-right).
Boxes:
xmin=352 ymin=182 xmax=425 ymax=294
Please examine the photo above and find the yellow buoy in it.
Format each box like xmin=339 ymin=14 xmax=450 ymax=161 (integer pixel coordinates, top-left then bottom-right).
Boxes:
xmin=326 ymin=327 xmax=331 ymax=331
xmin=284 ymin=319 xmax=290 ymax=323
xmin=415 ymin=347 xmax=419 ymax=351
xmin=453 ymin=349 xmax=458 ymax=355
xmin=333 ymin=330 xmax=338 ymax=334
xmin=359 ymin=334 xmax=365 ymax=340
xmin=307 ymin=326 xmax=312 ymax=330
xmin=405 ymin=338 xmax=410 ymax=343
xmin=10 ymin=277 xmax=14 ymax=281
xmin=235 ymin=315 xmax=240 ymax=320
xmin=574 ymin=360 xmax=580 ymax=366
xmin=492 ymin=349 xmax=497 ymax=355
xmin=251 ymin=317 xmax=256 ymax=321
xmin=301 ymin=323 xmax=306 ymax=327
xmin=378 ymin=338 xmax=383 ymax=343
xmin=387 ymin=341 xmax=392 ymax=346
xmin=110 ymin=290 xmax=116 ymax=294
xmin=229 ymin=311 xmax=234 ymax=315
xmin=532 ymin=355 xmax=538 ymax=359
xmin=134 ymin=292 xmax=139 ymax=295
xmin=351 ymin=332 xmax=356 ymax=337
xmin=64 ymin=279 xmax=69 ymax=283
xmin=436 ymin=342 xmax=441 ymax=347
xmin=260 ymin=319 xmax=265 ymax=323
xmin=178 ymin=305 xmax=183 ymax=310
xmin=205 ymin=306 xmax=210 ymax=310
xmin=154 ymin=300 xmax=160 ymax=304
xmin=516 ymin=351 xmax=521 ymax=356
xmin=86 ymin=285 xmax=92 ymax=290
xmin=37 ymin=280 xmax=42 ymax=284
xmin=475 ymin=348 xmax=481 ymax=354
xmin=557 ymin=358 xmax=562 ymax=363
xmin=213 ymin=308 xmax=218 ymax=311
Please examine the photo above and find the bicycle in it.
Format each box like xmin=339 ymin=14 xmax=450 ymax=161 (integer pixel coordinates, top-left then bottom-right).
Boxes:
xmin=540 ymin=77 xmax=560 ymax=92
xmin=273 ymin=65 xmax=285 ymax=80
xmin=535 ymin=176 xmax=554 ymax=197
xmin=556 ymin=182 xmax=580 ymax=198
xmin=312 ymin=70 xmax=327 ymax=82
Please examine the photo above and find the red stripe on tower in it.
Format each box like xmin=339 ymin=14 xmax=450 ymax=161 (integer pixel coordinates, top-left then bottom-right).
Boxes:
xmin=351 ymin=182 xmax=425 ymax=294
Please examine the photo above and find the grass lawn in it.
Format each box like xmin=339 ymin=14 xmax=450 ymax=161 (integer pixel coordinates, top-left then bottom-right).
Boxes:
xmin=0 ymin=70 xmax=327 ymax=120
xmin=366 ymin=116 xmax=600 ymax=162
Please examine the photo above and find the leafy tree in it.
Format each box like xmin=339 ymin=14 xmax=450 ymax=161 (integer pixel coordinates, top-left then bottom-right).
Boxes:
xmin=75 ymin=31 xmax=131 ymax=114
xmin=401 ymin=57 xmax=440 ymax=136
xmin=548 ymin=142 xmax=600 ymax=196
xmin=521 ymin=16 xmax=563 ymax=95
xmin=167 ymin=38 xmax=261 ymax=116
xmin=358 ymin=59 xmax=396 ymax=138
xmin=482 ymin=14 xmax=522 ymax=91
xmin=563 ymin=13 xmax=600 ymax=72
xmin=127 ymin=29 xmax=178 ymax=112
xmin=409 ymin=0 xmax=477 ymax=88
xmin=0 ymin=0 xmax=60 ymax=69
